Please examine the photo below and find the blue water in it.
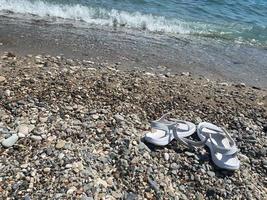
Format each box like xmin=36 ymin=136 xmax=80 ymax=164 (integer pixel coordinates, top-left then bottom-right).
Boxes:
xmin=0 ymin=0 xmax=267 ymax=46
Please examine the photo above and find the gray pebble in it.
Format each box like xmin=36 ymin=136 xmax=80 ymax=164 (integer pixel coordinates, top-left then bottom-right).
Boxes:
xmin=1 ymin=134 xmax=18 ymax=147
xmin=30 ymin=135 xmax=42 ymax=141
xmin=207 ymin=171 xmax=216 ymax=177
xmin=164 ymin=152 xmax=170 ymax=161
xmin=114 ymin=114 xmax=124 ymax=121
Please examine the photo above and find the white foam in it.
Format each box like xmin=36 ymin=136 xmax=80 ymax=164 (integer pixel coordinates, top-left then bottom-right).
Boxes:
xmin=0 ymin=0 xmax=195 ymax=34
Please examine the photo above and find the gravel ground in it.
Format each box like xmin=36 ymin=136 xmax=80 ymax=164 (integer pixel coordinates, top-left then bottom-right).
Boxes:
xmin=0 ymin=52 xmax=266 ymax=199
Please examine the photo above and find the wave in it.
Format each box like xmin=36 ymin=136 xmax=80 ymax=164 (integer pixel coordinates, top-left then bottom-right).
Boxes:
xmin=0 ymin=0 xmax=194 ymax=33
xmin=0 ymin=0 xmax=266 ymax=46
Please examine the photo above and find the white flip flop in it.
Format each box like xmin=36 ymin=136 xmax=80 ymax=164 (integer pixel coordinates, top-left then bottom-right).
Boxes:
xmin=197 ymin=122 xmax=240 ymax=170
xmin=144 ymin=113 xmax=196 ymax=146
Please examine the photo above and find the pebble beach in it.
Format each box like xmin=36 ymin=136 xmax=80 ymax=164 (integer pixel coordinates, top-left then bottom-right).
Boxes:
xmin=0 ymin=52 xmax=266 ymax=199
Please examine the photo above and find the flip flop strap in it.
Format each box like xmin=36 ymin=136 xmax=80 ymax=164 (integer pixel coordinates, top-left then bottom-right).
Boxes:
xmin=210 ymin=142 xmax=239 ymax=155
xmin=175 ymin=135 xmax=208 ymax=148
xmin=206 ymin=133 xmax=238 ymax=155
xmin=200 ymin=127 xmax=238 ymax=155
xmin=151 ymin=120 xmax=174 ymax=134
xmin=151 ymin=113 xmax=190 ymax=134
xmin=176 ymin=128 xmax=238 ymax=154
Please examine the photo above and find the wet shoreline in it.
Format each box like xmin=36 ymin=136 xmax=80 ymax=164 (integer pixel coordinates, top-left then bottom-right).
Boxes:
xmin=0 ymin=13 xmax=267 ymax=88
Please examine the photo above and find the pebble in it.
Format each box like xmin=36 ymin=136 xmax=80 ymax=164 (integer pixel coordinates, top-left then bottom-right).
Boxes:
xmin=5 ymin=89 xmax=11 ymax=96
xmin=170 ymin=163 xmax=179 ymax=170
xmin=148 ymin=177 xmax=159 ymax=193
xmin=81 ymin=195 xmax=94 ymax=200
xmin=30 ymin=135 xmax=42 ymax=141
xmin=219 ymin=82 xmax=229 ymax=86
xmin=43 ymin=168 xmax=51 ymax=173
xmin=181 ymin=72 xmax=190 ymax=76
xmin=24 ymin=194 xmax=31 ymax=200
xmin=18 ymin=133 xmax=26 ymax=138
xmin=207 ymin=171 xmax=216 ymax=177
xmin=55 ymin=140 xmax=66 ymax=149
xmin=184 ymin=151 xmax=195 ymax=157
xmin=0 ymin=127 xmax=11 ymax=134
xmin=18 ymin=124 xmax=30 ymax=135
xmin=138 ymin=141 xmax=151 ymax=152
xmin=58 ymin=153 xmax=65 ymax=159
xmin=114 ymin=114 xmax=124 ymax=121
xmin=0 ymin=76 xmax=6 ymax=82
xmin=164 ymin=152 xmax=170 ymax=161
xmin=0 ymin=55 xmax=266 ymax=200
xmin=67 ymin=186 xmax=77 ymax=195
xmin=39 ymin=116 xmax=48 ymax=123
xmin=195 ymin=117 xmax=202 ymax=124
xmin=91 ymin=114 xmax=99 ymax=120
xmin=1 ymin=134 xmax=18 ymax=147
xmin=124 ymin=192 xmax=138 ymax=200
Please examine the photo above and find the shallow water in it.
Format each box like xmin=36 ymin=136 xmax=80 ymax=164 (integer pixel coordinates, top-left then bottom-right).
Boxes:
xmin=0 ymin=0 xmax=267 ymax=46
xmin=0 ymin=14 xmax=266 ymax=88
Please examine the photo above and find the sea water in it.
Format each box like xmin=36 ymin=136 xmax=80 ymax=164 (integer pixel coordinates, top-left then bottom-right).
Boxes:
xmin=0 ymin=0 xmax=266 ymax=47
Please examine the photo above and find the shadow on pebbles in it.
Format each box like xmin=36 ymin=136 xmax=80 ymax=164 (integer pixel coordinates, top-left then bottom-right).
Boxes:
xmin=0 ymin=52 xmax=266 ymax=199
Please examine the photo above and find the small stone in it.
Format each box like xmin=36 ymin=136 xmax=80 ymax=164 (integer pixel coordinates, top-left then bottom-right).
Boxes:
xmin=219 ymin=82 xmax=229 ymax=86
xmin=91 ymin=114 xmax=99 ymax=120
xmin=24 ymin=194 xmax=31 ymax=200
xmin=39 ymin=116 xmax=48 ymax=123
xmin=207 ymin=171 xmax=216 ymax=177
xmin=81 ymin=195 xmax=94 ymax=200
xmin=164 ymin=153 xmax=170 ymax=161
xmin=138 ymin=141 xmax=151 ymax=152
xmin=56 ymin=140 xmax=66 ymax=149
xmin=124 ymin=192 xmax=138 ymax=200
xmin=58 ymin=153 xmax=65 ymax=159
xmin=18 ymin=133 xmax=26 ymax=138
xmin=170 ymin=163 xmax=179 ymax=170
xmin=5 ymin=89 xmax=11 ymax=97
xmin=236 ymin=83 xmax=246 ymax=88
xmin=107 ymin=177 xmax=113 ymax=186
xmin=114 ymin=114 xmax=124 ymax=121
xmin=65 ymin=164 xmax=73 ymax=168
xmin=184 ymin=151 xmax=195 ymax=157
xmin=195 ymin=117 xmax=202 ymax=124
xmin=95 ymin=178 xmax=108 ymax=188
xmin=30 ymin=135 xmax=42 ymax=141
xmin=148 ymin=177 xmax=159 ymax=193
xmin=67 ymin=186 xmax=77 ymax=195
xmin=1 ymin=134 xmax=18 ymax=147
xmin=239 ymin=153 xmax=250 ymax=163
xmin=43 ymin=168 xmax=51 ymax=173
xmin=21 ymin=164 xmax=28 ymax=168
xmin=18 ymin=124 xmax=29 ymax=135
xmin=72 ymin=161 xmax=84 ymax=173
xmin=181 ymin=72 xmax=190 ymax=76
xmin=0 ymin=76 xmax=6 ymax=82
xmin=0 ymin=127 xmax=11 ymax=134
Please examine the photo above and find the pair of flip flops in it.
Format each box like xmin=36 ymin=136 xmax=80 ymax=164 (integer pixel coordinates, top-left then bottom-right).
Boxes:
xmin=144 ymin=113 xmax=240 ymax=170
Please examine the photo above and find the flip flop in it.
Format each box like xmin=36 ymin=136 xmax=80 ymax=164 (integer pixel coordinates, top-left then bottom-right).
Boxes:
xmin=176 ymin=122 xmax=240 ymax=170
xmin=193 ymin=122 xmax=240 ymax=170
xmin=144 ymin=113 xmax=196 ymax=146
